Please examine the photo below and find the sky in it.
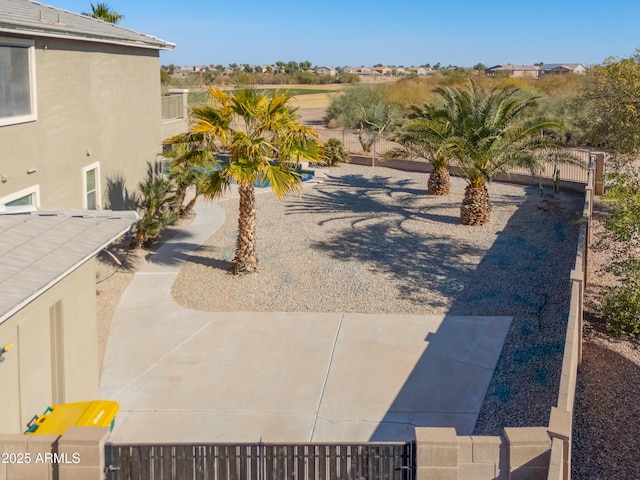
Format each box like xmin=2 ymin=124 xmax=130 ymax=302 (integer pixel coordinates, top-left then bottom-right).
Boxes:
xmin=46 ymin=0 xmax=640 ymax=68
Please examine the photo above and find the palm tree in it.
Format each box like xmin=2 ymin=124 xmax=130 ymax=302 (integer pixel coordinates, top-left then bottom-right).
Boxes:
xmin=131 ymin=174 xmax=177 ymax=248
xmin=83 ymin=2 xmax=123 ymax=24
xmin=386 ymin=104 xmax=454 ymax=195
xmin=162 ymin=144 xmax=211 ymax=216
xmin=436 ymin=82 xmax=565 ymax=225
xmin=168 ymin=87 xmax=321 ymax=274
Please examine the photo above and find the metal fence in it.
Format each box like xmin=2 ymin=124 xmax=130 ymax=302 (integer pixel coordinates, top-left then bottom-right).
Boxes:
xmin=161 ymin=94 xmax=185 ymax=120
xmin=313 ymin=126 xmax=591 ymax=184
xmin=104 ymin=442 xmax=415 ymax=480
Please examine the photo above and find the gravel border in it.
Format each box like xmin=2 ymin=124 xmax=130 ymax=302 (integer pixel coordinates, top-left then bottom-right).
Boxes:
xmin=572 ymin=198 xmax=640 ymax=480
xmin=171 ymin=163 xmax=584 ymax=434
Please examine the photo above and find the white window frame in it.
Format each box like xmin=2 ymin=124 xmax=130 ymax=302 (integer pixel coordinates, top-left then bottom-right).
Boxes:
xmin=0 ymin=37 xmax=38 ymax=127
xmin=82 ymin=162 xmax=101 ymax=210
xmin=0 ymin=184 xmax=40 ymax=209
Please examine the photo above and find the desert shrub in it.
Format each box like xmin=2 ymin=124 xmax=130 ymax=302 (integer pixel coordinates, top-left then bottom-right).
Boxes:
xmin=600 ymin=164 xmax=640 ymax=336
xmin=131 ymin=170 xmax=177 ymax=248
xmin=322 ymin=138 xmax=350 ymax=166
xmin=602 ymin=260 xmax=640 ymax=337
xmin=337 ymin=73 xmax=360 ymax=84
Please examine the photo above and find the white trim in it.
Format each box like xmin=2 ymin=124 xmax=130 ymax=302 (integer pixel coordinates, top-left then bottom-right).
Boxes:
xmin=0 ymin=27 xmax=175 ymax=51
xmin=82 ymin=162 xmax=101 ymax=209
xmin=0 ymin=37 xmax=37 ymax=127
xmin=0 ymin=184 xmax=40 ymax=208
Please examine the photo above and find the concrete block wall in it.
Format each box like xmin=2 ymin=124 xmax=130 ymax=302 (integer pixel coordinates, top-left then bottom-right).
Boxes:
xmin=417 ymin=427 xmax=554 ymax=480
xmin=415 ymin=159 xmax=598 ymax=480
xmin=0 ymin=427 xmax=110 ymax=480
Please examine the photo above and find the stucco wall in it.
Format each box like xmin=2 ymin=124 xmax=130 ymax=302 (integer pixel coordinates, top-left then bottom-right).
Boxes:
xmin=0 ymin=36 xmax=163 ymax=210
xmin=0 ymin=260 xmax=99 ymax=433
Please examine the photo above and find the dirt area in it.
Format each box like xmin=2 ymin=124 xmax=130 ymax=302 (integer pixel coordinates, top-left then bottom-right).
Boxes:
xmin=572 ymin=197 xmax=640 ymax=479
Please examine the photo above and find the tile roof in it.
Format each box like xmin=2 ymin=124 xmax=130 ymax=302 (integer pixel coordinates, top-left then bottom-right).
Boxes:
xmin=0 ymin=0 xmax=174 ymax=50
xmin=0 ymin=209 xmax=137 ymax=323
xmin=540 ymin=63 xmax=583 ymax=70
xmin=487 ymin=64 xmax=538 ymax=71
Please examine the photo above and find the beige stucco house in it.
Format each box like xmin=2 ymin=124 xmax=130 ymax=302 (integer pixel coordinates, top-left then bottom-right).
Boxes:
xmin=0 ymin=208 xmax=136 ymax=433
xmin=0 ymin=0 xmax=176 ymax=436
xmin=0 ymin=0 xmax=175 ymax=211
xmin=485 ymin=64 xmax=540 ymax=78
xmin=538 ymin=63 xmax=586 ymax=75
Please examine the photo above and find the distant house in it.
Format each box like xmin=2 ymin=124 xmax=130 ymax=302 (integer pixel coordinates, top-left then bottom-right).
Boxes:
xmin=0 ymin=208 xmax=136 ymax=433
xmin=485 ymin=64 xmax=539 ymax=78
xmin=407 ymin=67 xmax=431 ymax=76
xmin=193 ymin=65 xmax=206 ymax=73
xmin=538 ymin=63 xmax=586 ymax=75
xmin=353 ymin=66 xmax=372 ymax=76
xmin=372 ymin=66 xmax=392 ymax=76
xmin=0 ymin=0 xmax=174 ymax=211
xmin=316 ymin=66 xmax=336 ymax=76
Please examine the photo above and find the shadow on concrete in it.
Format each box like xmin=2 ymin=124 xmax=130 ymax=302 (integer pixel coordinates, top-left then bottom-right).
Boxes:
xmin=368 ymin=179 xmax=583 ymax=439
xmin=286 ymin=170 xmax=583 ymax=440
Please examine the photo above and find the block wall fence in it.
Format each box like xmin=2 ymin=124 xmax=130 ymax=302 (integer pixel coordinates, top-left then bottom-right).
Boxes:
xmin=0 ymin=155 xmax=603 ymax=480
xmin=413 ymin=153 xmax=601 ymax=480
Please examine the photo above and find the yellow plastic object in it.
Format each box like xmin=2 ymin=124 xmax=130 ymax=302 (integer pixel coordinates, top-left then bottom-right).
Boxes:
xmin=26 ymin=400 xmax=119 ymax=435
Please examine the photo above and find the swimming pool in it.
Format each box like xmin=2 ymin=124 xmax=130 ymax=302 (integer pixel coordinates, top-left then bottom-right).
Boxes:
xmin=212 ymin=156 xmax=315 ymax=188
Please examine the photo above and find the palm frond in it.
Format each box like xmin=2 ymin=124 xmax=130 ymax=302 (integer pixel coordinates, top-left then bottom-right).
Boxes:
xmin=262 ymin=164 xmax=302 ymax=199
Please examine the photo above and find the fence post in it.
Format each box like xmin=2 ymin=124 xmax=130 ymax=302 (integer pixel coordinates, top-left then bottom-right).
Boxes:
xmin=57 ymin=426 xmax=111 ymax=480
xmin=504 ymin=427 xmax=551 ymax=480
xmin=548 ymin=408 xmax=572 ymax=480
xmin=415 ymin=428 xmax=458 ymax=479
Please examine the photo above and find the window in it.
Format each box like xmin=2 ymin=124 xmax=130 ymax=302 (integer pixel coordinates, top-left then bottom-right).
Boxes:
xmin=82 ymin=163 xmax=100 ymax=209
xmin=0 ymin=38 xmax=37 ymax=127
xmin=0 ymin=185 xmax=40 ymax=210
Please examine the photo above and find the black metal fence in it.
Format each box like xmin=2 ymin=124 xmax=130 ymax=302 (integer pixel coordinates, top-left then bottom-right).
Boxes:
xmin=104 ymin=442 xmax=415 ymax=480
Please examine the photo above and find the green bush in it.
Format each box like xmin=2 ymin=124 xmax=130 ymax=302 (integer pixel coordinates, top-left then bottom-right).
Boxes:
xmin=322 ymin=138 xmax=350 ymax=166
xmin=602 ymin=259 xmax=640 ymax=337
xmin=130 ymin=171 xmax=177 ymax=248
xmin=600 ymin=164 xmax=640 ymax=336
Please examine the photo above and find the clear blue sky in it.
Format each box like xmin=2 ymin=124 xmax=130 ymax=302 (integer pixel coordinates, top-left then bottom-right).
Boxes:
xmin=48 ymin=0 xmax=640 ymax=68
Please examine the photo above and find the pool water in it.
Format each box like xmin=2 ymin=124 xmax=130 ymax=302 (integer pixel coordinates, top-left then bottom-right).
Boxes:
xmin=211 ymin=157 xmax=315 ymax=188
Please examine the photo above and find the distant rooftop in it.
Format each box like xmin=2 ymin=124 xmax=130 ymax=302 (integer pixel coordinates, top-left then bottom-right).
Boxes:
xmin=0 ymin=209 xmax=137 ymax=324
xmin=0 ymin=0 xmax=174 ymax=50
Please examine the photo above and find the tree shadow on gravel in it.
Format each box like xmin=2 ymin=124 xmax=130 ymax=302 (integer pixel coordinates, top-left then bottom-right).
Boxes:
xmin=365 ymin=180 xmax=584 ymax=440
xmin=288 ymin=171 xmax=584 ymax=440
xmin=287 ymin=173 xmax=482 ymax=307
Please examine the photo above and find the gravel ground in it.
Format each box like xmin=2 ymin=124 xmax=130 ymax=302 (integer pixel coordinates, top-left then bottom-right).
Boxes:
xmin=572 ymin=198 xmax=640 ymax=480
xmin=94 ymin=163 xmax=638 ymax=475
xmin=171 ymin=163 xmax=584 ymax=434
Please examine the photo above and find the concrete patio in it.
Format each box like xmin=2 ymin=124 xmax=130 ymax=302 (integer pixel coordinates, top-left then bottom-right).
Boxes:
xmin=100 ymin=201 xmax=512 ymax=443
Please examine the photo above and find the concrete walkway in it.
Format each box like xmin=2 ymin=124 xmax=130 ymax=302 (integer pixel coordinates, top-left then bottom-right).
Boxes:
xmin=100 ymin=199 xmax=512 ymax=443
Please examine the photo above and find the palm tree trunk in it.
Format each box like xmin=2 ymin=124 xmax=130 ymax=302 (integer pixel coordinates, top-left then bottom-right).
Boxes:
xmin=461 ymin=184 xmax=490 ymax=225
xmin=233 ymin=182 xmax=258 ymax=274
xmin=184 ymin=195 xmax=198 ymax=214
xmin=174 ymin=185 xmax=187 ymax=215
xmin=427 ymin=166 xmax=451 ymax=195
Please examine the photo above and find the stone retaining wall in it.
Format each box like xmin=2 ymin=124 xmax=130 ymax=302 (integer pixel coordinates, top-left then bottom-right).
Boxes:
xmin=409 ymin=154 xmax=601 ymax=480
